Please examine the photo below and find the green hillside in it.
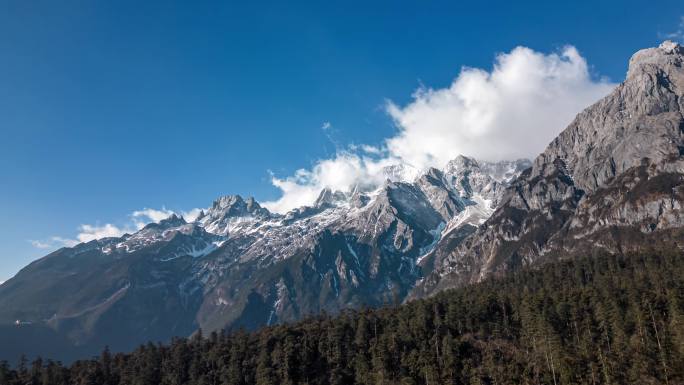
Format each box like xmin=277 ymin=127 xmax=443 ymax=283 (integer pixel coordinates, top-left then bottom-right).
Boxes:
xmin=2 ymin=251 xmax=683 ymax=385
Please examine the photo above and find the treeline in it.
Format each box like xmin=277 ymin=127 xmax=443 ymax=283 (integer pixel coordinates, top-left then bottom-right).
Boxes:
xmin=1 ymin=251 xmax=683 ymax=385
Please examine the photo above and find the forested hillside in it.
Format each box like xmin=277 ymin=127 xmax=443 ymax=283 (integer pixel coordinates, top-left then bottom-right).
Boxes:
xmin=2 ymin=251 xmax=682 ymax=385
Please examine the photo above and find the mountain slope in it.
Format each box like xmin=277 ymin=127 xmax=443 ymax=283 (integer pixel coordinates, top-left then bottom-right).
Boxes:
xmin=412 ymin=40 xmax=684 ymax=298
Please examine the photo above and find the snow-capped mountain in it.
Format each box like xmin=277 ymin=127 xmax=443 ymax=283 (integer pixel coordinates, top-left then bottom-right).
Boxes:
xmin=4 ymin=41 xmax=684 ymax=363
xmin=0 ymin=156 xmax=529 ymax=359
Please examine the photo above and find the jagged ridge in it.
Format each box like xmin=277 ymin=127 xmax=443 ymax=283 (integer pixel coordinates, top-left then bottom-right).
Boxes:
xmin=0 ymin=155 xmax=528 ymax=360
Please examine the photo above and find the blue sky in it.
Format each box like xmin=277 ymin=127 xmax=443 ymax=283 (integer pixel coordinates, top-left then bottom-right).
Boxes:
xmin=0 ymin=0 xmax=682 ymax=282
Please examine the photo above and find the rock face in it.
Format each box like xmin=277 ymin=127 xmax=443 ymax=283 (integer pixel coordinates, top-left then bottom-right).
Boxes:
xmin=411 ymin=41 xmax=684 ymax=298
xmin=0 ymin=155 xmax=527 ymax=360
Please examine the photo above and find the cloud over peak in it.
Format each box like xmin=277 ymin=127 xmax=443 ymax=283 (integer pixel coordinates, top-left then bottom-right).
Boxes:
xmin=386 ymin=46 xmax=614 ymax=164
xmin=263 ymin=45 xmax=616 ymax=213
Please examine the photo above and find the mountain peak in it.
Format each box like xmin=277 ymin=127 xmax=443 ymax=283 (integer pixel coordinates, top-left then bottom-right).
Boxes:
xmin=444 ymin=155 xmax=479 ymax=174
xmin=212 ymin=195 xmax=245 ymax=209
xmin=313 ymin=188 xmax=348 ymax=208
xmin=627 ymin=40 xmax=684 ymax=79
xmin=142 ymin=213 xmax=187 ymax=230
xmin=159 ymin=213 xmax=186 ymax=226
xmin=660 ymin=40 xmax=683 ymax=54
xmin=204 ymin=194 xmax=272 ymax=226
xmin=532 ymin=40 xmax=684 ymax=194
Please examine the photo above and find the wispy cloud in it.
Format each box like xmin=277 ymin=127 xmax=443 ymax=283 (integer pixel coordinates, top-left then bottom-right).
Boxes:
xmin=30 ymin=205 xmax=205 ymax=250
xmin=263 ymin=45 xmax=616 ymax=213
xmin=661 ymin=16 xmax=684 ymax=42
xmin=321 ymin=121 xmax=342 ymax=149
xmin=30 ymin=226 xmax=133 ymax=250
xmin=76 ymin=224 xmax=134 ymax=243
xmin=29 ymin=236 xmax=79 ymax=250
xmin=29 ymin=240 xmax=52 ymax=249
xmin=131 ymin=207 xmax=176 ymax=227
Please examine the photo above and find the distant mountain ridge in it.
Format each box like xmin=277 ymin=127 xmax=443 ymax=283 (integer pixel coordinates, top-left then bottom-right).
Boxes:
xmin=0 ymin=153 xmax=529 ymax=360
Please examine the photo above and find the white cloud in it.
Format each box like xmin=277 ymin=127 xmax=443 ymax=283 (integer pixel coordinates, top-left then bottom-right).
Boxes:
xmin=131 ymin=206 xmax=204 ymax=224
xmin=31 ymin=224 xmax=136 ymax=250
xmin=349 ymin=144 xmax=382 ymax=155
xmin=385 ymin=46 xmax=615 ymax=165
xmin=263 ymin=45 xmax=616 ymax=213
xmin=76 ymin=224 xmax=133 ymax=243
xmin=131 ymin=207 xmax=176 ymax=228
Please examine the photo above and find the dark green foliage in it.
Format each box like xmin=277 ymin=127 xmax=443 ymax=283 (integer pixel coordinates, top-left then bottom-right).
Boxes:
xmin=2 ymin=252 xmax=683 ymax=384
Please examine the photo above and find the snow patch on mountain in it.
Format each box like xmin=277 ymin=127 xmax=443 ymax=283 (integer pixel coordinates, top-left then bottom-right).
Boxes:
xmin=445 ymin=194 xmax=495 ymax=234
xmin=93 ymin=155 xmax=530 ymax=269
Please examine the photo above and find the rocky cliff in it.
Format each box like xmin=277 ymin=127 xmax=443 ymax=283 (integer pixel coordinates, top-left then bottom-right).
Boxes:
xmin=412 ymin=41 xmax=684 ymax=298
